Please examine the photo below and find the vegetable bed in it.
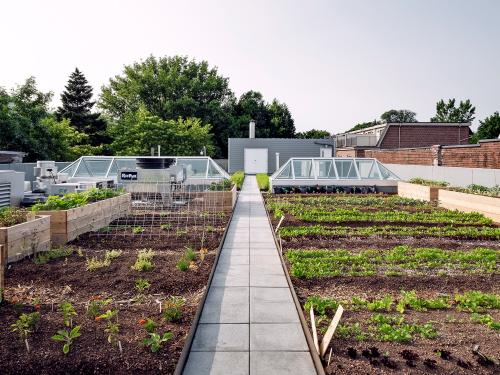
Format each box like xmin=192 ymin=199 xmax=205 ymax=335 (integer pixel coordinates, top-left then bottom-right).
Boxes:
xmin=265 ymin=193 xmax=500 ymax=374
xmin=0 ymin=209 xmax=230 ymax=374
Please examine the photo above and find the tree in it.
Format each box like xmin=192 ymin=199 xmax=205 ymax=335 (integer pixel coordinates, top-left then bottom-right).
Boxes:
xmin=345 ymin=120 xmax=382 ymax=133
xmin=381 ymin=109 xmax=417 ymax=123
xmin=108 ymin=108 xmax=213 ymax=156
xmin=0 ymin=77 xmax=85 ymax=161
xmin=57 ymin=68 xmax=109 ymax=151
xmin=267 ymin=99 xmax=295 ymax=138
xmin=296 ymin=129 xmax=331 ymax=139
xmin=431 ymin=99 xmax=475 ymax=123
xmin=99 ymin=55 xmax=235 ymax=157
xmin=470 ymin=112 xmax=500 ymax=143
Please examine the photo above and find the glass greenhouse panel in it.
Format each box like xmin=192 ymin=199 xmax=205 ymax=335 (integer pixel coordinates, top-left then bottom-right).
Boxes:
xmin=207 ymin=160 xmax=224 ymax=177
xmin=75 ymin=160 xmax=91 ymax=177
xmin=115 ymin=159 xmax=137 ymax=171
xmin=276 ymin=162 xmax=292 ymax=179
xmin=316 ymin=160 xmax=336 ymax=179
xmin=356 ymin=160 xmax=380 ymax=179
xmin=377 ymin=162 xmax=399 ymax=180
xmin=335 ymin=160 xmax=357 ymax=179
xmin=84 ymin=159 xmax=112 ymax=176
xmin=177 ymin=158 xmax=208 ymax=177
xmin=293 ymin=159 xmax=313 ymax=178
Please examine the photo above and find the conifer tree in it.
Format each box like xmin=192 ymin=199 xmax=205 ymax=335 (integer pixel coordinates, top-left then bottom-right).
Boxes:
xmin=57 ymin=68 xmax=109 ymax=149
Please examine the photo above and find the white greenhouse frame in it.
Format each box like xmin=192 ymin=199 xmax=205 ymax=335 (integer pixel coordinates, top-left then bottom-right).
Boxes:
xmin=270 ymin=157 xmax=399 ymax=189
xmin=59 ymin=156 xmax=229 ymax=184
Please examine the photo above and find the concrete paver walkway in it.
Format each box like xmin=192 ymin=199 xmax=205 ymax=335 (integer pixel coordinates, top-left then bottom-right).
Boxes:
xmin=183 ymin=176 xmax=317 ymax=375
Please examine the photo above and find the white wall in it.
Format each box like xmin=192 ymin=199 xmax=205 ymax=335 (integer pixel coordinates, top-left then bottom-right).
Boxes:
xmin=386 ymin=164 xmax=500 ymax=188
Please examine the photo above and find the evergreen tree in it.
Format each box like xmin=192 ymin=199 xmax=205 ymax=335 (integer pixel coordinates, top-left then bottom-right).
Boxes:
xmin=57 ymin=68 xmax=109 ymax=150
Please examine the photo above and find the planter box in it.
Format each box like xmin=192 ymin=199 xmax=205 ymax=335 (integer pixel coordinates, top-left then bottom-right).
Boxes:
xmin=398 ymin=181 xmax=439 ymax=202
xmin=1 ymin=244 xmax=5 ymax=299
xmin=37 ymin=193 xmax=131 ymax=245
xmin=0 ymin=215 xmax=51 ymax=263
xmin=438 ymin=189 xmax=500 ymax=223
xmin=183 ymin=185 xmax=237 ymax=213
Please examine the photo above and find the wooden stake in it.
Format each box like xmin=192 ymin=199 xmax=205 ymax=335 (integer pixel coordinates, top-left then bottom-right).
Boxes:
xmin=327 ymin=347 xmax=333 ymax=366
xmin=275 ymin=215 xmax=285 ymax=233
xmin=309 ymin=306 xmax=319 ymax=354
xmin=0 ymin=245 xmax=5 ymax=302
xmin=320 ymin=305 xmax=344 ymax=357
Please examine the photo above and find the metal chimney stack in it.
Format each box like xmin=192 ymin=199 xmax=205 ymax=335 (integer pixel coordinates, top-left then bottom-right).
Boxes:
xmin=249 ymin=120 xmax=255 ymax=138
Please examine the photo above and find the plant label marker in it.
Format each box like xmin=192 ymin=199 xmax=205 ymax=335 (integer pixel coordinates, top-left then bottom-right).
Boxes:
xmin=275 ymin=215 xmax=285 ymax=233
xmin=310 ymin=306 xmax=319 ymax=354
xmin=320 ymin=304 xmax=344 ymax=357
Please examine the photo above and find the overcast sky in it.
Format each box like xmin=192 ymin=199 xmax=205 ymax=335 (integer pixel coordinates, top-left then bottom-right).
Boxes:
xmin=1 ymin=0 xmax=499 ymax=133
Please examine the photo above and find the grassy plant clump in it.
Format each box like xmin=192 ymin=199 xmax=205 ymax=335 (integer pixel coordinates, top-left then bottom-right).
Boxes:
xmin=470 ymin=313 xmax=500 ymax=330
xmin=131 ymin=249 xmax=155 ymax=271
xmin=279 ymin=225 xmax=500 ymax=240
xmin=33 ymin=247 xmax=74 ymax=265
xmin=86 ymin=249 xmax=122 ymax=271
xmin=231 ymin=171 xmax=245 ymax=190
xmin=256 ymin=173 xmax=269 ymax=191
xmin=286 ymin=246 xmax=498 ymax=278
xmin=163 ymin=296 xmax=185 ymax=322
xmin=0 ymin=207 xmax=26 ymax=227
xmin=408 ymin=177 xmax=449 ymax=187
xmin=176 ymin=247 xmax=197 ymax=271
xmin=209 ymin=179 xmax=234 ymax=191
xmin=32 ymin=188 xmax=120 ymax=211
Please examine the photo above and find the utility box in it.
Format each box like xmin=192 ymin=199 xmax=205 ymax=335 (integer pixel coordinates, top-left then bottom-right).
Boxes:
xmin=0 ymin=170 xmax=25 ymax=206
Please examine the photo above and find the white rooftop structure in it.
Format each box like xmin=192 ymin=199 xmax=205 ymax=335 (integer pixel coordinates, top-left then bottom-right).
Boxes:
xmin=59 ymin=156 xmax=229 ymax=183
xmin=270 ymin=157 xmax=399 ymax=192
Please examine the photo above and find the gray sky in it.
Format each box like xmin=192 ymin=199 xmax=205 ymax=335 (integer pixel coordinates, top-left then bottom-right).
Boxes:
xmin=1 ymin=0 xmax=499 ymax=133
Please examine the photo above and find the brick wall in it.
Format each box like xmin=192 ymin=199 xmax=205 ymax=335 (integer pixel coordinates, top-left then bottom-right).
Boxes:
xmin=379 ymin=125 xmax=470 ymax=148
xmin=442 ymin=140 xmax=500 ymax=168
xmin=364 ymin=147 xmax=435 ymax=165
xmin=365 ymin=140 xmax=500 ymax=169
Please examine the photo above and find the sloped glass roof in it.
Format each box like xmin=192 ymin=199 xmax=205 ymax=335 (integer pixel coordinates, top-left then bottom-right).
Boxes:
xmin=272 ymin=158 xmax=399 ymax=181
xmin=59 ymin=156 xmax=229 ymax=180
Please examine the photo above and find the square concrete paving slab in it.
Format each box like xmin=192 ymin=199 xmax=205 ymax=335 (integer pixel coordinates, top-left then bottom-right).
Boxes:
xmin=250 ymin=273 xmax=288 ymax=288
xmin=184 ymin=352 xmax=249 ymax=375
xmin=218 ymin=254 xmax=249 ymax=265
xmin=222 ymin=241 xmax=250 ymax=249
xmin=212 ymin=264 xmax=249 ymax=287
xmin=250 ymin=254 xmax=281 ymax=265
xmin=249 ymin=247 xmax=278 ymax=255
xmin=250 ymin=352 xmax=315 ymax=375
xmin=250 ymin=323 xmax=309 ymax=351
xmin=200 ymin=287 xmax=249 ymax=323
xmin=221 ymin=247 xmax=249 ymax=256
xmin=192 ymin=323 xmax=249 ymax=351
xmin=250 ymin=287 xmax=298 ymax=323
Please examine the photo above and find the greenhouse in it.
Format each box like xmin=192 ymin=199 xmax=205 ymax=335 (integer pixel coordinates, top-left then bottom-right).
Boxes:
xmin=58 ymin=156 xmax=229 ymax=183
xmin=270 ymin=157 xmax=400 ymax=193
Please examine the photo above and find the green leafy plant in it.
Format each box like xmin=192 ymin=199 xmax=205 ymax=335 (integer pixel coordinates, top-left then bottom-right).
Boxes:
xmin=176 ymin=247 xmax=196 ymax=271
xmin=471 ymin=313 xmax=500 ymax=330
xmin=132 ymin=226 xmax=144 ymax=234
xmin=10 ymin=312 xmax=40 ymax=352
xmin=33 ymin=247 xmax=74 ymax=265
xmin=96 ymin=309 xmax=120 ymax=346
xmin=230 ymin=171 xmax=245 ymax=190
xmin=131 ymin=249 xmax=155 ymax=271
xmin=256 ymin=173 xmax=269 ymax=191
xmin=59 ymin=301 xmax=77 ymax=328
xmin=51 ymin=325 xmax=81 ymax=354
xmin=163 ymin=296 xmax=185 ymax=322
xmin=87 ymin=298 xmax=112 ymax=318
xmin=142 ymin=331 xmax=173 ymax=353
xmin=0 ymin=207 xmax=26 ymax=227
xmin=140 ymin=318 xmax=157 ymax=333
xmin=31 ymin=188 xmax=120 ymax=211
xmin=408 ymin=177 xmax=449 ymax=187
xmin=160 ymin=223 xmax=172 ymax=231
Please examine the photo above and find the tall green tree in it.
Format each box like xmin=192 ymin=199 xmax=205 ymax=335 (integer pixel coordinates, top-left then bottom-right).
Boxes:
xmin=108 ymin=108 xmax=213 ymax=156
xmin=267 ymin=99 xmax=295 ymax=138
xmin=470 ymin=112 xmax=500 ymax=143
xmin=296 ymin=129 xmax=331 ymax=138
xmin=431 ymin=99 xmax=475 ymax=123
xmin=57 ymin=68 xmax=109 ymax=151
xmin=99 ymin=55 xmax=235 ymax=157
xmin=0 ymin=77 xmax=85 ymax=161
xmin=381 ymin=109 xmax=417 ymax=123
xmin=345 ymin=120 xmax=382 ymax=133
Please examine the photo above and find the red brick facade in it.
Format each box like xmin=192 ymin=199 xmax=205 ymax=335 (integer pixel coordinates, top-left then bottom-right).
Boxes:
xmin=364 ymin=140 xmax=500 ymax=169
xmin=379 ymin=125 xmax=470 ymax=148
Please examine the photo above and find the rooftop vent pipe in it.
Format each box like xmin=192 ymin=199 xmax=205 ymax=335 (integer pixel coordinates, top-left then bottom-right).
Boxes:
xmin=249 ymin=120 xmax=255 ymax=138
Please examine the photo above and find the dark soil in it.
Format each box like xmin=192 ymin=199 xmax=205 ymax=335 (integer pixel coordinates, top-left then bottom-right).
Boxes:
xmin=0 ymin=224 xmax=226 ymax=374
xmin=264 ymin=193 xmax=500 ymax=375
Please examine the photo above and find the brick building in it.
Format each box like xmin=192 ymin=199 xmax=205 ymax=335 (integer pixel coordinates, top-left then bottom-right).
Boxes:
xmin=335 ymin=122 xmax=471 ymax=157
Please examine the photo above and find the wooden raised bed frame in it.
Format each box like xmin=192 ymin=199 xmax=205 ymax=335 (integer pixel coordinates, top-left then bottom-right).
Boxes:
xmin=37 ymin=193 xmax=131 ymax=245
xmin=438 ymin=189 xmax=500 ymax=223
xmin=397 ymin=181 xmax=439 ymax=202
xmin=0 ymin=215 xmax=51 ymax=263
